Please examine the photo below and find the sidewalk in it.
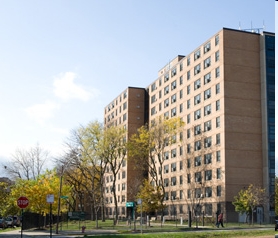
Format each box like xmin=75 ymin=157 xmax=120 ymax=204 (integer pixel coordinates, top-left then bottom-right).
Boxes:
xmin=0 ymin=228 xmax=118 ymax=237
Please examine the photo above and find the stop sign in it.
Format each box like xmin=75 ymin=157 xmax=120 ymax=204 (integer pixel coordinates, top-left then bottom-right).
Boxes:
xmin=17 ymin=196 xmax=29 ymax=209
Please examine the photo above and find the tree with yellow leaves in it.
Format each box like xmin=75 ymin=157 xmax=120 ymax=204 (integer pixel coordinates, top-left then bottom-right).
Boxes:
xmin=233 ymin=184 xmax=268 ymax=225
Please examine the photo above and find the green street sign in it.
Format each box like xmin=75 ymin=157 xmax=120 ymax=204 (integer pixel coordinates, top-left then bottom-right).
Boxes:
xmin=126 ymin=202 xmax=135 ymax=207
xmin=60 ymin=196 xmax=69 ymax=199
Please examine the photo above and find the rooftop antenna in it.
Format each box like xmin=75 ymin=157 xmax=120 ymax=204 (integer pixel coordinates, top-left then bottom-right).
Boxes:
xmin=238 ymin=21 xmax=241 ymax=30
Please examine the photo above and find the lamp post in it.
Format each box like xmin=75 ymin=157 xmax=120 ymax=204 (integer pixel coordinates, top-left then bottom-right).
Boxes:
xmin=55 ymin=163 xmax=69 ymax=234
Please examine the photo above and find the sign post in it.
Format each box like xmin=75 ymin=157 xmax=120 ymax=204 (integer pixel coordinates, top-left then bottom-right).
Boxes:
xmin=17 ymin=196 xmax=29 ymax=238
xmin=47 ymin=194 xmax=54 ymax=238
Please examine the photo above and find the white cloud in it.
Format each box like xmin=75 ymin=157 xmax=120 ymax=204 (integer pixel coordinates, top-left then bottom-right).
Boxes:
xmin=53 ymin=72 xmax=96 ymax=102
xmin=25 ymin=100 xmax=60 ymax=125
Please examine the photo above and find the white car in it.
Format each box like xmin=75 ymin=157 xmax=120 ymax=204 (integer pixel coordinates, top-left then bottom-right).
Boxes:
xmin=5 ymin=217 xmax=14 ymax=227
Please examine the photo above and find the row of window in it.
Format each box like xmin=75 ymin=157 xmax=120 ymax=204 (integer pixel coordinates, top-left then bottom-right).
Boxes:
xmin=164 ymin=184 xmax=222 ymax=201
xmin=150 ymin=35 xmax=220 ymax=93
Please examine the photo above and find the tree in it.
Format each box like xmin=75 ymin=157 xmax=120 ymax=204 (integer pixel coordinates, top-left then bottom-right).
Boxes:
xmin=135 ymin=179 xmax=164 ymax=226
xmin=128 ymin=117 xmax=184 ymax=220
xmin=182 ymin=125 xmax=224 ymax=223
xmin=3 ymin=144 xmax=49 ymax=180
xmin=233 ymin=184 xmax=268 ymax=225
xmin=6 ymin=170 xmax=71 ymax=218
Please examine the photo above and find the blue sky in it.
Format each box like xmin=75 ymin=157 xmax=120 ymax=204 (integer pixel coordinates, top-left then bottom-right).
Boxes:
xmin=0 ymin=1 xmax=275 ymax=169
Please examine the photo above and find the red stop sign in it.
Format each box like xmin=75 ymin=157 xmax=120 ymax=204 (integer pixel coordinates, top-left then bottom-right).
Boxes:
xmin=17 ymin=196 xmax=29 ymax=209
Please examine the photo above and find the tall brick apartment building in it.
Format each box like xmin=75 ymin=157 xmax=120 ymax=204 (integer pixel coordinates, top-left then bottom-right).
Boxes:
xmin=103 ymin=28 xmax=275 ymax=222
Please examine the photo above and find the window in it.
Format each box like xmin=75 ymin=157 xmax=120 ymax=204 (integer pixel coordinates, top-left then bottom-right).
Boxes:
xmin=187 ymin=57 xmax=191 ymax=66
xmin=187 ymin=99 xmax=190 ymax=109
xmin=171 ymin=149 xmax=176 ymax=158
xmin=204 ymin=153 xmax=212 ymax=164
xmin=171 ymin=80 xmax=176 ymax=90
xmin=164 ymin=178 xmax=169 ymax=187
xmin=187 ymin=114 xmax=191 ymax=124
xmin=180 ymin=132 xmax=183 ymax=141
xmin=216 ymin=133 xmax=220 ymax=144
xmin=194 ymin=49 xmax=201 ymax=60
xmin=194 ymin=125 xmax=201 ymax=135
xmin=216 ymin=100 xmax=220 ymax=111
xmin=204 ymin=104 xmax=211 ymax=116
xmin=179 ymin=146 xmax=183 ymax=156
xmin=151 ymin=83 xmax=156 ymax=92
xmin=159 ymin=103 xmax=162 ymax=111
xmin=187 ymin=174 xmax=191 ymax=184
xmin=187 ymin=159 xmax=191 ymax=168
xmin=180 ymin=89 xmax=183 ymax=99
xmin=204 ymin=137 xmax=212 ymax=148
xmin=216 ymin=150 xmax=221 ymax=162
xmin=179 ymin=161 xmax=183 ymax=170
xmin=187 ymin=70 xmax=191 ymax=80
xmin=194 ymin=140 xmax=201 ymax=151
xmin=164 ymin=85 xmax=169 ymax=95
xmin=171 ymin=94 xmax=176 ymax=104
xmin=164 ymin=112 xmax=169 ymax=119
xmin=194 ymin=64 xmax=201 ymax=75
xmin=217 ymin=186 xmax=221 ymax=197
xmin=216 ymin=83 xmax=220 ymax=94
xmin=205 ymin=187 xmax=212 ymax=197
xmin=194 ymin=109 xmax=201 ymax=120
xmin=187 ymin=128 xmax=191 ymax=138
xmin=164 ymin=151 xmax=169 ymax=160
xmin=123 ymin=113 xmax=127 ymax=121
xmin=194 ymin=94 xmax=201 ymax=105
xmin=215 ymin=51 xmax=220 ymax=61
xmin=123 ymin=91 xmax=127 ymax=99
xmin=217 ymin=168 xmax=221 ymax=179
xmin=164 ymin=98 xmax=169 ymax=108
xmin=164 ymin=192 xmax=169 ymax=201
xmin=123 ymin=102 xmax=127 ymax=110
xmin=171 ymin=177 xmax=176 ymax=186
xmin=205 ymin=170 xmax=212 ymax=180
xmin=215 ymin=67 xmax=220 ymax=78
xmin=215 ymin=34 xmax=219 ymax=46
xmin=151 ymin=107 xmax=156 ymax=115
xmin=122 ymin=183 xmax=126 ymax=190
xmin=187 ymin=144 xmax=191 ymax=153
xmin=194 ymin=156 xmax=201 ymax=167
xmin=195 ymin=172 xmax=202 ymax=183
xmin=204 ymin=42 xmax=211 ymax=53
xmin=122 ymin=171 xmax=126 ymax=179
xmin=180 ymin=191 xmax=183 ymax=201
xmin=164 ymin=74 xmax=169 ymax=82
xmin=159 ymin=90 xmax=162 ymax=99
xmin=180 ymin=76 xmax=183 ymax=85
xmin=164 ymin=165 xmax=169 ymax=174
xmin=204 ymin=88 xmax=211 ymax=100
xmin=204 ymin=73 xmax=211 ymax=84
xmin=151 ymin=95 xmax=156 ymax=103
xmin=204 ymin=57 xmax=211 ymax=69
xmin=180 ymin=175 xmax=183 ymax=185
xmin=171 ymin=107 xmax=176 ymax=117
xmin=180 ymin=63 xmax=183 ymax=71
xmin=171 ymin=68 xmax=177 ymax=77
xmin=122 ymin=195 xmax=125 ymax=202
xmin=179 ymin=103 xmax=183 ymax=113
xmin=194 ymin=79 xmax=201 ymax=90
xmin=187 ymin=85 xmax=191 ymax=94
xmin=159 ymin=78 xmax=162 ymax=86
xmin=204 ymin=120 xmax=211 ymax=131
xmin=216 ymin=117 xmax=220 ymax=128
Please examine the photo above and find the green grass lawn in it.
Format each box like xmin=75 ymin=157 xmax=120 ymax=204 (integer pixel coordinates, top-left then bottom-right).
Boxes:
xmin=57 ymin=219 xmax=275 ymax=237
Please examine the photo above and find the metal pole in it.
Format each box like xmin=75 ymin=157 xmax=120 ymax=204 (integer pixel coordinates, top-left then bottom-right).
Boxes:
xmin=21 ymin=209 xmax=23 ymax=238
xmin=140 ymin=202 xmax=142 ymax=234
xmin=50 ymin=204 xmax=52 ymax=238
xmin=56 ymin=172 xmax=63 ymax=234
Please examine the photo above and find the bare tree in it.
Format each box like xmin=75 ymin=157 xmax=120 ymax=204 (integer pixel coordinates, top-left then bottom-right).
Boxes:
xmin=3 ymin=143 xmax=49 ymax=180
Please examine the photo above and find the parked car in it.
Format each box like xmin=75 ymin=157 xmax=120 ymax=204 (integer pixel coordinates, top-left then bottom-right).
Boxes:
xmin=5 ymin=217 xmax=14 ymax=227
xmin=0 ymin=219 xmax=7 ymax=229
xmin=13 ymin=216 xmax=21 ymax=227
xmin=275 ymin=220 xmax=278 ymax=231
